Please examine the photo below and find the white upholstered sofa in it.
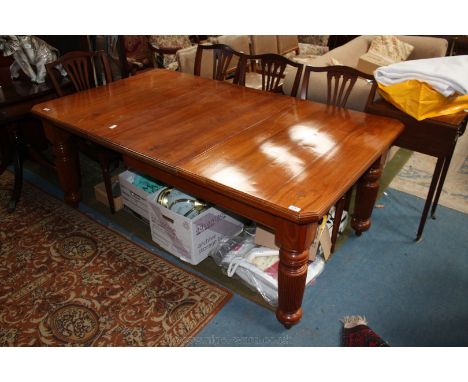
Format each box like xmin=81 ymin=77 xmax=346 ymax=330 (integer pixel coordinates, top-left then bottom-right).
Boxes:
xmin=283 ymin=35 xmax=448 ymax=111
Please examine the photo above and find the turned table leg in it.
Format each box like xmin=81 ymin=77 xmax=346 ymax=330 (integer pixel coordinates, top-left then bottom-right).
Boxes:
xmin=351 ymin=156 xmax=383 ymax=236
xmin=275 ymin=220 xmax=317 ymax=328
xmin=42 ymin=121 xmax=81 ymax=207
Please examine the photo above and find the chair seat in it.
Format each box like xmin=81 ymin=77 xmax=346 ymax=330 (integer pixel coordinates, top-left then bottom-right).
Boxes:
xmin=291 ymin=55 xmax=321 ymax=65
xmin=227 ymin=72 xmax=263 ymax=90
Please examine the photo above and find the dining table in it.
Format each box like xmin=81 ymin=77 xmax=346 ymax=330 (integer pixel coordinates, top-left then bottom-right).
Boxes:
xmin=31 ymin=69 xmax=403 ymax=328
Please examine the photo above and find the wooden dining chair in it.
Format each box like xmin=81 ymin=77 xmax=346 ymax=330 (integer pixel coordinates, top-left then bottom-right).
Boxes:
xmin=236 ymin=53 xmax=304 ymax=97
xmin=300 ymin=64 xmax=375 ymax=107
xmin=216 ymin=35 xmax=251 ymax=77
xmin=300 ymin=65 xmax=376 ymax=252
xmin=194 ymin=43 xmax=243 ymax=81
xmin=46 ymin=50 xmax=121 ymax=213
xmin=47 ymin=51 xmax=113 ymax=95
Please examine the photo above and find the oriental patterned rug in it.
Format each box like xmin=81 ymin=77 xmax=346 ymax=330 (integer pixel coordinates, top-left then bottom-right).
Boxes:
xmin=0 ymin=171 xmax=231 ymax=346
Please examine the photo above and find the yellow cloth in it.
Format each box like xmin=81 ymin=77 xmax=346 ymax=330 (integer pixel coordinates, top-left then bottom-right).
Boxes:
xmin=377 ymin=80 xmax=468 ymax=121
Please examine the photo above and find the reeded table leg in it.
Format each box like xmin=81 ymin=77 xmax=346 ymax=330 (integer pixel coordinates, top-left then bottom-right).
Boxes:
xmin=275 ymin=220 xmax=317 ymax=328
xmin=351 ymin=156 xmax=383 ymax=236
xmin=42 ymin=121 xmax=81 ymax=207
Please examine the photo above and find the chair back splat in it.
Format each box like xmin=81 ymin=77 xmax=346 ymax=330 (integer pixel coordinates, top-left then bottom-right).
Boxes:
xmin=236 ymin=53 xmax=304 ymax=97
xmin=194 ymin=43 xmax=243 ymax=81
xmin=46 ymin=50 xmax=113 ymax=96
xmin=300 ymin=65 xmax=374 ymax=107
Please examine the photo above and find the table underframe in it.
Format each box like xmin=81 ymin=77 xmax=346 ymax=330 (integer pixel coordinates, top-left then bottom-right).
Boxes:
xmin=42 ymin=119 xmax=386 ymax=328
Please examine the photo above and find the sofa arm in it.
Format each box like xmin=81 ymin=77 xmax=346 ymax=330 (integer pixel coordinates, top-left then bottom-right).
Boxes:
xmin=398 ymin=36 xmax=448 ymax=59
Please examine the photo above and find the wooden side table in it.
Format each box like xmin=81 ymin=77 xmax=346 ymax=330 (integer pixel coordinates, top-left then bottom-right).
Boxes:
xmin=366 ymin=99 xmax=468 ymax=240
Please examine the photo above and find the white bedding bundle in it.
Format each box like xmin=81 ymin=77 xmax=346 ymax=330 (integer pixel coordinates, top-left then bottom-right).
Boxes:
xmin=374 ymin=55 xmax=468 ymax=97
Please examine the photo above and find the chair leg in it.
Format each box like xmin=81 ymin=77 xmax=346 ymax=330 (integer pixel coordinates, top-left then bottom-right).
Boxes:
xmin=99 ymin=153 xmax=116 ymax=214
xmin=344 ymin=187 xmax=352 ymax=212
xmin=8 ymin=128 xmax=24 ymax=213
xmin=331 ymin=197 xmax=345 ymax=253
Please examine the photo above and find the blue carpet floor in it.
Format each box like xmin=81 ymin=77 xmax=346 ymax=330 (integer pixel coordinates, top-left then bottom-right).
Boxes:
xmin=191 ymin=190 xmax=468 ymax=346
xmin=20 ymin=169 xmax=468 ymax=346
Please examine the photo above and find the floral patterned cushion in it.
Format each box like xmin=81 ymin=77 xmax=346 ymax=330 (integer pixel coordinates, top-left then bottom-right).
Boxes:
xmin=284 ymin=44 xmax=329 ymax=62
xmin=286 ymin=43 xmax=329 ymax=64
xmin=368 ymin=35 xmax=414 ymax=62
xmin=149 ymin=35 xmax=191 ymax=48
xmin=298 ymin=43 xmax=329 ymax=56
xmin=298 ymin=35 xmax=330 ymax=47
xmin=149 ymin=35 xmax=192 ymax=70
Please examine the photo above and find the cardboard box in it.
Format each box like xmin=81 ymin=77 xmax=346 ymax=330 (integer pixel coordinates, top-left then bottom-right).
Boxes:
xmin=147 ymin=195 xmax=244 ymax=265
xmin=118 ymin=170 xmax=156 ymax=221
xmin=254 ymin=225 xmax=278 ymax=249
xmin=356 ymin=51 xmax=396 ymax=75
xmin=93 ymin=177 xmax=124 ymax=211
xmin=254 ymin=224 xmax=331 ymax=261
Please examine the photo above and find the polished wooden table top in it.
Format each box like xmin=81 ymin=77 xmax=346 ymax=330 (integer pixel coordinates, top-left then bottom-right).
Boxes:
xmin=32 ymin=69 xmax=403 ymax=223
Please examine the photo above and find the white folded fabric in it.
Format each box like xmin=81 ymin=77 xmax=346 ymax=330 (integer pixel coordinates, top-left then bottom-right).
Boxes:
xmin=374 ymin=55 xmax=468 ymax=97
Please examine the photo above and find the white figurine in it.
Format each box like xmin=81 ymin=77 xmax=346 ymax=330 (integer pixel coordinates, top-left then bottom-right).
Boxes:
xmin=0 ymin=35 xmax=66 ymax=83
